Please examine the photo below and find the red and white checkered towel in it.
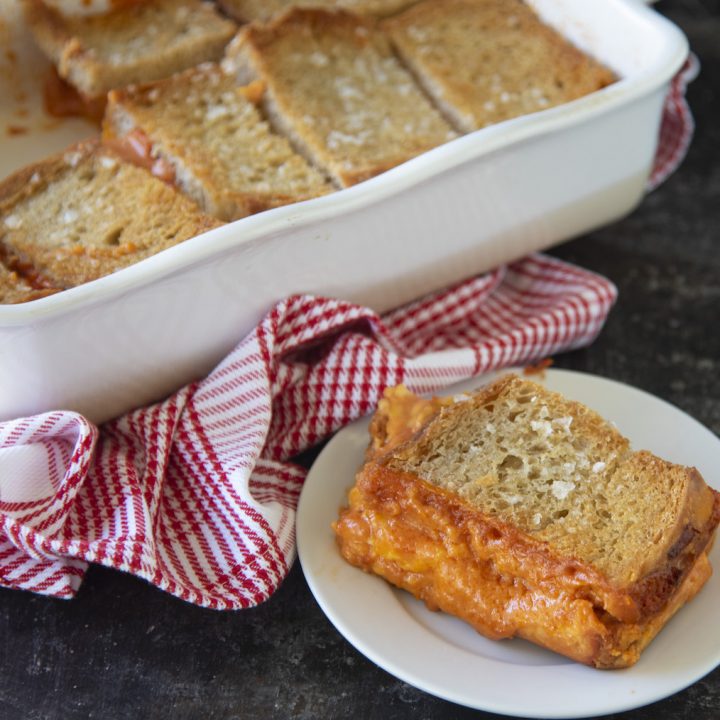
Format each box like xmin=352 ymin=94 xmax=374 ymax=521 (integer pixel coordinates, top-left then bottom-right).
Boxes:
xmin=647 ymin=54 xmax=698 ymax=190
xmin=0 ymin=59 xmax=696 ymax=609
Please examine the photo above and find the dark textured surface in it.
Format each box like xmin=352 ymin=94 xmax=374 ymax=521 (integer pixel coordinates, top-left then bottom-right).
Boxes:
xmin=2 ymin=1 xmax=719 ymax=718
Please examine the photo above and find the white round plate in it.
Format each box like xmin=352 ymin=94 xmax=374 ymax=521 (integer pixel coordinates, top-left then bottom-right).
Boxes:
xmin=296 ymin=368 xmax=720 ymax=718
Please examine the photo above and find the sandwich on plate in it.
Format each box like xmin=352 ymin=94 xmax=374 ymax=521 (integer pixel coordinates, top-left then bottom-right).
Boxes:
xmin=334 ymin=374 xmax=720 ymax=668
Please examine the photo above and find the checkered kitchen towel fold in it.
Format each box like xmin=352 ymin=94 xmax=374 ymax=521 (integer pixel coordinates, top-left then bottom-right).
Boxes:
xmin=0 ymin=57 xmax=696 ymax=609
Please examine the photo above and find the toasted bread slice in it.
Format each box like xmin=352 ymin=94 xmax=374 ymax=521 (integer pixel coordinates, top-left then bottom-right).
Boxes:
xmin=335 ymin=375 xmax=720 ymax=668
xmin=104 ymin=63 xmax=333 ymax=221
xmin=224 ymin=8 xmax=457 ymax=187
xmin=218 ymin=0 xmax=417 ymax=23
xmin=382 ymin=0 xmax=616 ymax=133
xmin=23 ymin=0 xmax=237 ymax=99
xmin=0 ymin=139 xmax=221 ymax=293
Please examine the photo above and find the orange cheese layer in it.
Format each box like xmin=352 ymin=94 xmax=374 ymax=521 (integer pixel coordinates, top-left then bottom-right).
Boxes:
xmin=102 ymin=128 xmax=176 ymax=184
xmin=367 ymin=385 xmax=452 ymax=459
xmin=334 ymin=463 xmax=712 ymax=668
xmin=44 ymin=67 xmax=106 ymax=124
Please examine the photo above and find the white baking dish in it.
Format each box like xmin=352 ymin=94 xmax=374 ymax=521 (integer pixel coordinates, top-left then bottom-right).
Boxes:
xmin=0 ymin=0 xmax=687 ymax=423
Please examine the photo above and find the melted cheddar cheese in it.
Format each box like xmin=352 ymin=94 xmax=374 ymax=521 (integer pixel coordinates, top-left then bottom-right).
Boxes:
xmin=334 ymin=463 xmax=711 ymax=668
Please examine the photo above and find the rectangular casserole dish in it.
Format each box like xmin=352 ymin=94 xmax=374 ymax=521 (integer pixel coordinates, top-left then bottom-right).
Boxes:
xmin=0 ymin=0 xmax=688 ymax=423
